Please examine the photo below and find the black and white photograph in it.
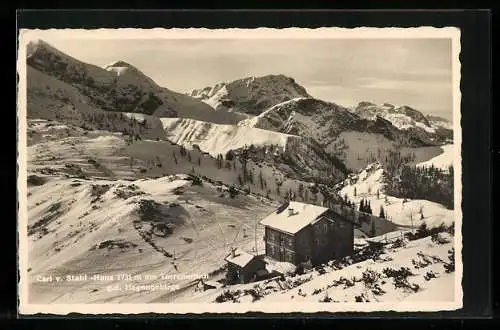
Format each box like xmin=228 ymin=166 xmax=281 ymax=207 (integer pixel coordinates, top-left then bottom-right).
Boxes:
xmin=17 ymin=27 xmax=462 ymax=314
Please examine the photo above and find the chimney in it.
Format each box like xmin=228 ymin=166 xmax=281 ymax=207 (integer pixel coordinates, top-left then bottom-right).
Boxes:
xmin=231 ymin=248 xmax=236 ymax=258
xmin=288 ymin=208 xmax=294 ymax=216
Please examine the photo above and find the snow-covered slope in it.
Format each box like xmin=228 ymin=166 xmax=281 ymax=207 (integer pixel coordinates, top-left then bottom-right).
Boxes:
xmin=260 ymin=234 xmax=456 ymax=304
xmin=27 ymin=119 xmax=342 ymax=210
xmin=160 ymin=116 xmax=348 ymax=184
xmin=26 ymin=39 xmax=243 ymax=124
xmin=188 ymin=75 xmax=312 ymax=115
xmin=336 ymin=162 xmax=454 ymax=229
xmin=174 ymin=232 xmax=457 ymax=307
xmin=27 ymin=174 xmax=276 ymax=303
xmin=161 ymin=117 xmax=298 ymax=157
xmin=416 ymin=144 xmax=454 ymax=170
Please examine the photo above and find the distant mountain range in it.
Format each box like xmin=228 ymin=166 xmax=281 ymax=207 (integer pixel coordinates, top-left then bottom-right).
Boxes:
xmin=24 ymin=39 xmax=453 ymax=172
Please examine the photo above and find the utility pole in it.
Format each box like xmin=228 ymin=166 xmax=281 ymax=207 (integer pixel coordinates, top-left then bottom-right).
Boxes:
xmin=254 ymin=220 xmax=258 ymax=255
xmin=410 ymin=211 xmax=414 ymax=234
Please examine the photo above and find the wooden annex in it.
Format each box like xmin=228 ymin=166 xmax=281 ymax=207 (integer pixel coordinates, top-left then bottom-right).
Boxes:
xmin=224 ymin=248 xmax=266 ymax=284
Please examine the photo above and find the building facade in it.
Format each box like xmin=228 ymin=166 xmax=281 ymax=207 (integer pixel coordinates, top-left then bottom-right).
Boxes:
xmin=261 ymin=202 xmax=354 ymax=266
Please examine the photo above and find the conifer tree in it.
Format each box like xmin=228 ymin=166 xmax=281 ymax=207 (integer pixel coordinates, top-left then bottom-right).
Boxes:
xmin=379 ymin=205 xmax=385 ymax=219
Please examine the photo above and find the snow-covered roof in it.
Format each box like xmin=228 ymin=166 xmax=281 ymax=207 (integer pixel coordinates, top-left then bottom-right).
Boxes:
xmin=259 ymin=201 xmax=329 ymax=235
xmin=224 ymin=248 xmax=255 ymax=268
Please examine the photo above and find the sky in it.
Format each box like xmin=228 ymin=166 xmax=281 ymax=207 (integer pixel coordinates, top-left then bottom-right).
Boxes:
xmin=31 ymin=36 xmax=454 ymax=120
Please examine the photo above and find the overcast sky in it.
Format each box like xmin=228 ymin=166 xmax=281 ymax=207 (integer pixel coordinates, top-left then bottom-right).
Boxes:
xmin=34 ymin=37 xmax=453 ymax=120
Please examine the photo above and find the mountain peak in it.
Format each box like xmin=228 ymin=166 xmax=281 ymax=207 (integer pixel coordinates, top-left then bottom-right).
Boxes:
xmin=26 ymin=39 xmax=67 ymax=58
xmin=104 ymin=60 xmax=135 ymax=70
xmin=188 ymin=74 xmax=312 ymax=115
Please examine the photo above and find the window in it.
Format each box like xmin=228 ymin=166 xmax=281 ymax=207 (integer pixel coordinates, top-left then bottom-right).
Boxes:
xmin=267 ymin=243 xmax=276 ymax=257
xmin=315 ymin=238 xmax=326 ymax=246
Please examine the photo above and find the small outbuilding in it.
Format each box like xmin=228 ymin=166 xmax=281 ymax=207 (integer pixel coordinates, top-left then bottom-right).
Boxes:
xmin=224 ymin=248 xmax=266 ymax=284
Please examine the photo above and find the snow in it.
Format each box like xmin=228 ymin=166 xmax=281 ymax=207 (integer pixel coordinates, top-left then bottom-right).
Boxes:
xmin=178 ymin=232 xmax=458 ymax=308
xmin=352 ymin=102 xmax=440 ymax=134
xmin=161 ymin=117 xmax=297 ymax=157
xmin=264 ymin=257 xmax=296 ymax=275
xmin=26 ymin=174 xmax=276 ymax=304
xmin=224 ymin=248 xmax=256 ymax=268
xmin=258 ymin=235 xmax=456 ymax=303
xmin=105 ymin=65 xmax=128 ymax=76
xmin=259 ymin=201 xmax=329 ymax=235
xmin=399 ymin=274 xmax=455 ymax=302
xmin=338 ymin=163 xmax=454 ymax=229
xmin=200 ymin=85 xmax=230 ymax=111
xmin=416 ymin=144 xmax=454 ymax=170
xmin=27 ymin=120 xmax=350 ymax=303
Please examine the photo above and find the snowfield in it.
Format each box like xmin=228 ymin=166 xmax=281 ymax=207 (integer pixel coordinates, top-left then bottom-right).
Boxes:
xmin=161 ymin=117 xmax=299 ymax=157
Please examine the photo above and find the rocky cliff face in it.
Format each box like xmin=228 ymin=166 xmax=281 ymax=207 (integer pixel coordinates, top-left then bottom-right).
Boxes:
xmin=187 ymin=74 xmax=312 ymax=115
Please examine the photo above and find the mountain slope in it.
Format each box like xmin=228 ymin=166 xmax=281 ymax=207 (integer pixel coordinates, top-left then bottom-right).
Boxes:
xmin=26 ymin=65 xmax=166 ymax=140
xmin=238 ymin=98 xmax=440 ymax=171
xmin=160 ymin=116 xmax=348 ymax=185
xmin=352 ymin=102 xmax=453 ymax=143
xmin=187 ymin=74 xmax=312 ymax=115
xmin=26 ymin=39 xmax=243 ymax=124
xmin=161 ymin=117 xmax=297 ymax=157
